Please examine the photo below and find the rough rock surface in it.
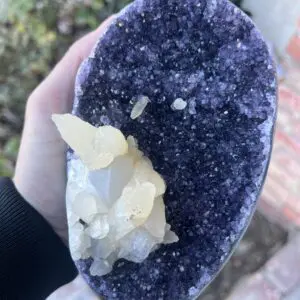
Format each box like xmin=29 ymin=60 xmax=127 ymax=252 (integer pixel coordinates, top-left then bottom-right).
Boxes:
xmin=69 ymin=0 xmax=277 ymax=299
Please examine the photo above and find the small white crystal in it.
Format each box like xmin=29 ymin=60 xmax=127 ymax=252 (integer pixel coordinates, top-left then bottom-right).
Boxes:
xmin=72 ymin=192 xmax=98 ymax=223
xmin=171 ymin=98 xmax=187 ymax=110
xmin=118 ymin=228 xmax=157 ymax=263
xmin=90 ymin=259 xmax=112 ymax=276
xmin=66 ymin=180 xmax=85 ymax=206
xmin=69 ymin=235 xmax=82 ymax=255
xmin=113 ymin=182 xmax=156 ymax=228
xmin=188 ymin=98 xmax=197 ymax=115
xmin=108 ymin=215 xmax=136 ymax=241
xmin=89 ymin=155 xmax=134 ymax=207
xmin=52 ymin=114 xmax=97 ymax=156
xmin=81 ymin=248 xmax=92 ymax=259
xmin=67 ymin=159 xmax=88 ymax=189
xmin=144 ymin=196 xmax=166 ymax=239
xmin=106 ymin=252 xmax=118 ymax=265
xmin=85 ymin=215 xmax=110 ymax=239
xmin=81 ymin=232 xmax=92 ymax=249
xmin=71 ymin=250 xmax=82 ymax=261
xmin=108 ymin=181 xmax=156 ymax=241
xmin=165 ymin=224 xmax=171 ymax=232
xmin=91 ymin=236 xmax=115 ymax=259
xmin=130 ymin=95 xmax=150 ymax=119
xmin=94 ymin=197 xmax=109 ymax=214
xmin=131 ymin=159 xmax=166 ymax=197
xmin=86 ymin=153 xmax=115 ymax=170
xmin=68 ymin=212 xmax=79 ymax=226
xmin=127 ymin=136 xmax=143 ymax=162
xmin=127 ymin=135 xmax=138 ymax=148
xmin=92 ymin=126 xmax=128 ymax=168
xmin=52 ymin=114 xmax=128 ymax=170
xmin=69 ymin=223 xmax=91 ymax=260
xmin=164 ymin=229 xmax=179 ymax=244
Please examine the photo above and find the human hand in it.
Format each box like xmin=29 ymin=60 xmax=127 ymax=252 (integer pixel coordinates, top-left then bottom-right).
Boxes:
xmin=13 ymin=16 xmax=115 ymax=299
xmin=46 ymin=275 xmax=99 ymax=300
xmin=13 ymin=16 xmax=114 ymax=243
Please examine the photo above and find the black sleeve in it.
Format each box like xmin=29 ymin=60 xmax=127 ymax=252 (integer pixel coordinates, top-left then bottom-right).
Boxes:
xmin=0 ymin=178 xmax=77 ymax=300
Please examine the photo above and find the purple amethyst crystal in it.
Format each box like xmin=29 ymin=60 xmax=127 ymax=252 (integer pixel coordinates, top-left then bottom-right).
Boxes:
xmin=70 ymin=0 xmax=277 ymax=298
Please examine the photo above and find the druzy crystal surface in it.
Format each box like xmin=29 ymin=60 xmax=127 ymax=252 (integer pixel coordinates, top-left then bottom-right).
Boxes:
xmin=53 ymin=114 xmax=178 ymax=276
xmin=69 ymin=0 xmax=277 ymax=298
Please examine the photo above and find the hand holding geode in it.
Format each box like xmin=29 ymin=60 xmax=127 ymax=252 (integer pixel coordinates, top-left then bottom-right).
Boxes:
xmin=56 ymin=0 xmax=277 ymax=299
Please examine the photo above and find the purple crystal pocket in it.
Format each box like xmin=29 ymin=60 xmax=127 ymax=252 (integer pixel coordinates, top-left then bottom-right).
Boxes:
xmin=68 ymin=0 xmax=277 ymax=299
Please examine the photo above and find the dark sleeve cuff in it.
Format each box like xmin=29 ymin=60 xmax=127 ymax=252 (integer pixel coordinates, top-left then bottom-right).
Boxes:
xmin=0 ymin=178 xmax=77 ymax=300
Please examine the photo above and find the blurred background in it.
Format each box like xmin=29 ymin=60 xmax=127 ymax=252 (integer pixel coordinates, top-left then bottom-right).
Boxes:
xmin=0 ymin=0 xmax=300 ymax=299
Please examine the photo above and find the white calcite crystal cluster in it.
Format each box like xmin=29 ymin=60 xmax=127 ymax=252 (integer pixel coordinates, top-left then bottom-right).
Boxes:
xmin=52 ymin=114 xmax=178 ymax=277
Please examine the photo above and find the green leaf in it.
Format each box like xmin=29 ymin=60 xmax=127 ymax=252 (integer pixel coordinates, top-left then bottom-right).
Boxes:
xmin=3 ymin=136 xmax=20 ymax=160
xmin=8 ymin=0 xmax=35 ymax=20
xmin=0 ymin=156 xmax=13 ymax=177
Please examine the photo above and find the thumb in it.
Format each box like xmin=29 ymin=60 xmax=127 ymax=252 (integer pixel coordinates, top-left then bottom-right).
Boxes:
xmin=46 ymin=275 xmax=100 ymax=300
xmin=27 ymin=15 xmax=115 ymax=117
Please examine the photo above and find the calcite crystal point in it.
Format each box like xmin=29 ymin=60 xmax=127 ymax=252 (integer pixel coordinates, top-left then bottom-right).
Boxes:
xmin=67 ymin=0 xmax=277 ymax=299
xmin=52 ymin=114 xmax=178 ymax=276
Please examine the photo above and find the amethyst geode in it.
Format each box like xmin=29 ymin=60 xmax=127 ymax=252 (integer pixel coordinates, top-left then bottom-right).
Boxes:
xmin=69 ymin=0 xmax=277 ymax=298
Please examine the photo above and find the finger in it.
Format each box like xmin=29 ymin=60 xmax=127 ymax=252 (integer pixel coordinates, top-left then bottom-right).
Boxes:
xmin=46 ymin=275 xmax=99 ymax=300
xmin=28 ymin=15 xmax=115 ymax=116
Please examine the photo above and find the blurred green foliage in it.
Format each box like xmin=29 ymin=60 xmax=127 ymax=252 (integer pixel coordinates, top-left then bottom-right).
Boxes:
xmin=0 ymin=0 xmax=244 ymax=176
xmin=0 ymin=0 xmax=131 ymax=176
